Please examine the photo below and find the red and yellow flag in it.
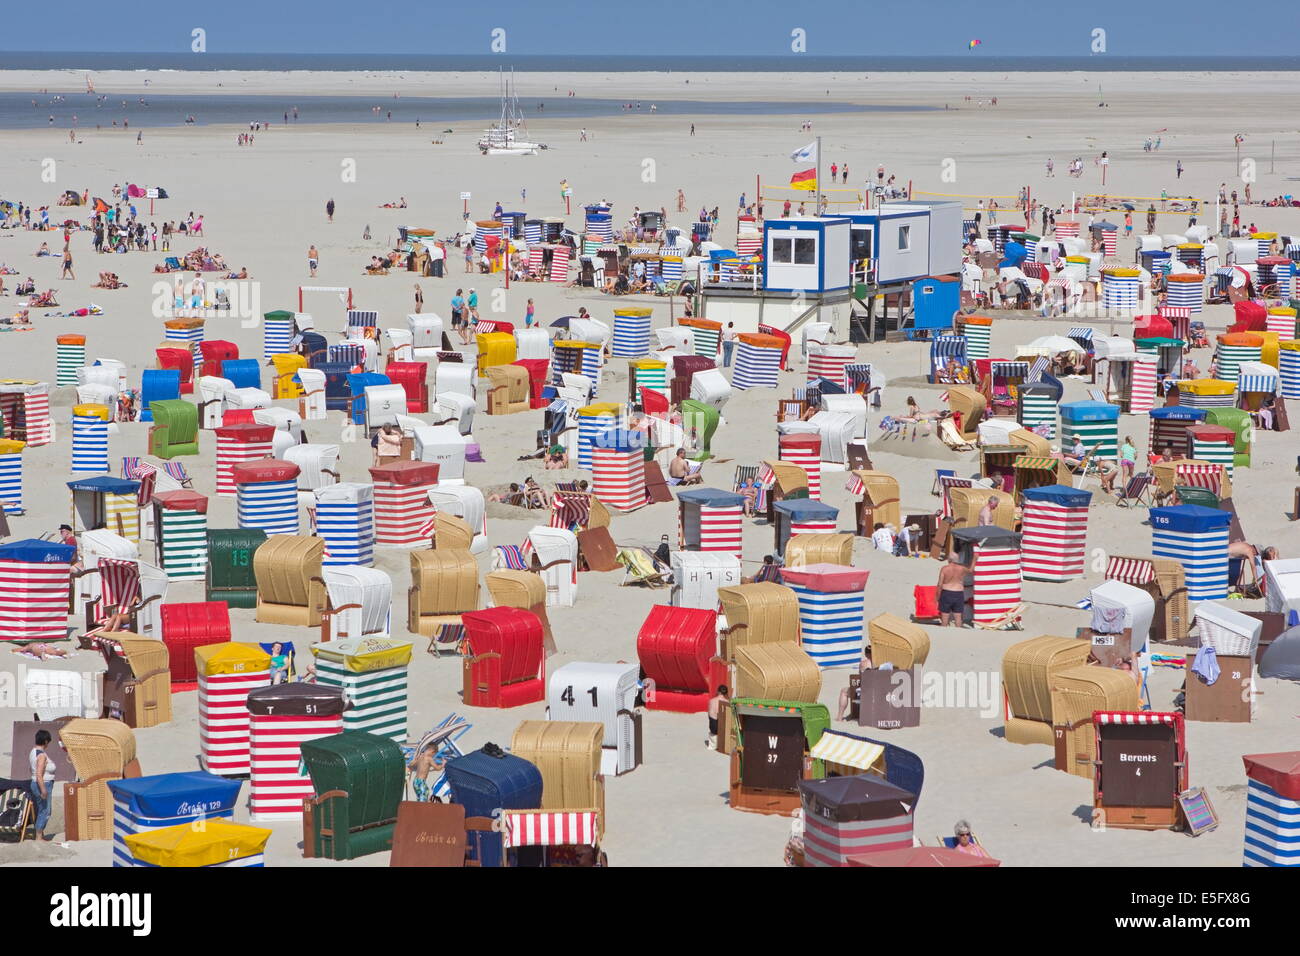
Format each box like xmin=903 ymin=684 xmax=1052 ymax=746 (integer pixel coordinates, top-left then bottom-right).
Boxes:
xmin=789 ymin=169 xmax=817 ymax=191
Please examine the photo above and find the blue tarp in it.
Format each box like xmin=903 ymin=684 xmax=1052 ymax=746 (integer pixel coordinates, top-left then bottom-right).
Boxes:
xmin=773 ymin=499 xmax=839 ymax=521
xmin=1060 ymin=400 xmax=1120 ymax=422
xmin=678 ymin=487 xmax=745 ymax=508
xmin=1150 ymin=504 xmax=1233 ymax=533
xmin=66 ymin=476 xmax=139 ymax=495
xmin=0 ymin=538 xmax=77 ymax=563
xmin=108 ymin=773 xmax=242 ymax=819
xmin=1021 ymin=484 xmax=1092 ymax=508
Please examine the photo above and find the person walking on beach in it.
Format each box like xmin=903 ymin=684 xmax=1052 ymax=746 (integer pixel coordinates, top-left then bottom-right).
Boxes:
xmin=842 ymin=163 xmax=848 ymax=184
xmin=676 ymin=189 xmax=686 ymax=212
xmin=467 ymin=288 xmax=480 ymax=325
xmin=413 ymin=283 xmax=423 ymax=314
xmin=1046 ymin=157 xmax=1054 ymax=177
xmin=1124 ymin=211 xmax=1133 ymax=237
xmin=463 ymin=241 xmax=473 ymax=273
xmin=61 ymin=246 xmax=74 ymax=280
xmin=937 ymin=554 xmax=968 ymax=627
xmin=722 ymin=322 xmax=737 ymax=367
xmin=830 ymin=162 xmax=838 ymax=182
xmin=690 ymin=123 xmax=695 ymax=136
xmin=307 ymin=244 xmax=319 ymax=278
xmin=1147 ymin=205 xmax=1157 ymax=234
xmin=451 ymin=289 xmax=467 ymax=343
xmin=29 ymin=729 xmax=56 ymax=841
xmin=1175 ymin=160 xmax=1183 ymax=180
xmin=326 ymin=198 xmax=335 ymax=222
xmin=525 ymin=298 xmax=535 ymax=327
xmin=580 ymin=128 xmax=587 ymax=141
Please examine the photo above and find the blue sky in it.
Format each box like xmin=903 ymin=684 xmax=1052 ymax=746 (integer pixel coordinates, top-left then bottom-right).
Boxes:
xmin=2 ymin=0 xmax=1291 ymax=55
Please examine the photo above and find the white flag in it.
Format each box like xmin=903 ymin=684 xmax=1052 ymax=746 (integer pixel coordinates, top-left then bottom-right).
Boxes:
xmin=790 ymin=141 xmax=818 ymax=164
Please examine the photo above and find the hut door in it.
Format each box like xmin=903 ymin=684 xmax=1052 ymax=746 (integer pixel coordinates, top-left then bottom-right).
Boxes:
xmin=1099 ymin=724 xmax=1177 ymax=808
xmin=742 ymin=715 xmax=803 ymax=791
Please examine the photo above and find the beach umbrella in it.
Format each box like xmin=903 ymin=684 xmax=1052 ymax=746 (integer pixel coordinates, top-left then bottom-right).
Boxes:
xmin=1022 ymin=335 xmax=1083 ymax=356
xmin=550 ymin=316 xmax=575 ymax=329
xmin=1122 ymin=203 xmax=1136 ymax=211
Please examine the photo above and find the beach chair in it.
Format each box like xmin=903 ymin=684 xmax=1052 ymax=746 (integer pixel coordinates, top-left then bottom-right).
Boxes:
xmin=931 ymin=468 xmax=955 ymax=495
xmin=1115 ymin=472 xmax=1155 ymax=508
xmin=1086 ymin=388 xmax=1107 ymax=403
xmin=749 ymin=561 xmax=783 ymax=585
xmin=76 ymin=558 xmax=157 ymax=635
xmin=616 ymin=547 xmax=670 ymax=588
xmin=1173 ymin=485 xmax=1219 ymax=508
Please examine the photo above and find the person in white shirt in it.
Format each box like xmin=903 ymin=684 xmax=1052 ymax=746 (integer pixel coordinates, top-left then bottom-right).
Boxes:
xmin=721 ymin=322 xmax=738 ymax=367
xmin=871 ymin=522 xmax=894 ymax=552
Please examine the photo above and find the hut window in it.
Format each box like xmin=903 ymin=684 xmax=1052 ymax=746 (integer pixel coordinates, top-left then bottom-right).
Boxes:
xmin=897 ymin=225 xmax=911 ymax=251
xmin=794 ymin=237 xmax=817 ymax=264
xmin=772 ymin=237 xmax=793 ymax=263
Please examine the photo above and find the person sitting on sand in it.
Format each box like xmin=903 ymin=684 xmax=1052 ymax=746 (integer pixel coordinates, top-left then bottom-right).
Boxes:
xmin=544 ymin=444 xmax=569 ymax=469
xmin=36 ymin=242 xmax=51 ymax=256
xmin=1063 ymin=437 xmax=1088 ymax=470
xmin=522 ymin=477 xmax=548 ymax=509
xmin=487 ymin=483 xmax=524 ymax=505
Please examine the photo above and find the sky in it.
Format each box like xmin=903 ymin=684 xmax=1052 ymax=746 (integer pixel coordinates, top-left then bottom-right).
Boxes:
xmin=2 ymin=0 xmax=1294 ymax=56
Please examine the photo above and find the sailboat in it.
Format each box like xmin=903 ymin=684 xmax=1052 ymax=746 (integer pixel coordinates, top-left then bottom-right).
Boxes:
xmin=478 ymin=68 xmax=545 ymax=155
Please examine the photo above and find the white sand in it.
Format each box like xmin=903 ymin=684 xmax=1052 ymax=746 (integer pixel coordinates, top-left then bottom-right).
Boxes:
xmin=1 ymin=69 xmax=1298 ymax=868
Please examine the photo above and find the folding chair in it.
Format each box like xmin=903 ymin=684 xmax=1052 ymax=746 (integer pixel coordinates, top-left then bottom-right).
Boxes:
xmin=1115 ymin=472 xmax=1155 ymax=508
xmin=616 ymin=547 xmax=670 ymax=588
xmin=492 ymin=544 xmax=530 ymax=571
xmin=1086 ymin=388 xmax=1107 ymax=403
xmin=931 ymin=468 xmax=955 ymax=495
xmin=1067 ymin=451 xmax=1096 ymax=489
xmin=161 ymin=461 xmax=194 ymax=488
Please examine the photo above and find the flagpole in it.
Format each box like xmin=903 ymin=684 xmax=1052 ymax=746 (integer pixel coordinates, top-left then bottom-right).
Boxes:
xmin=816 ymin=135 xmax=822 ymax=215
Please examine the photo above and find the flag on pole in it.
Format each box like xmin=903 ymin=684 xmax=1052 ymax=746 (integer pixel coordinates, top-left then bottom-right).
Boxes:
xmin=790 ymin=141 xmax=818 ymax=164
xmin=790 ymin=169 xmax=817 ymax=191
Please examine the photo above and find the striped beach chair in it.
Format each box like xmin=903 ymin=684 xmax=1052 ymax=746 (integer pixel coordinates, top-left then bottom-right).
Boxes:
xmin=493 ymin=544 xmax=530 ymax=571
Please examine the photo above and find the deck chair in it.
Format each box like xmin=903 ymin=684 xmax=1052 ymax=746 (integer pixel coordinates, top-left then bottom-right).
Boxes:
xmin=617 ymin=547 xmax=670 ymax=588
xmin=492 ymin=544 xmax=531 ymax=571
xmin=426 ymin=622 xmax=466 ymax=657
xmin=939 ymin=834 xmax=987 ymax=853
xmin=160 ymin=461 xmax=194 ymax=488
xmin=1115 ymin=472 xmax=1155 ymax=508
xmin=0 ymin=785 xmax=35 ymax=843
xmin=747 ymin=561 xmax=783 ymax=585
xmin=1067 ymin=450 xmax=1096 ymax=488
xmin=931 ymin=468 xmax=956 ymax=495
xmin=974 ymin=603 xmax=1025 ymax=631
xmin=733 ymin=463 xmax=761 ymax=509
xmin=1086 ymin=388 xmax=1107 ymax=403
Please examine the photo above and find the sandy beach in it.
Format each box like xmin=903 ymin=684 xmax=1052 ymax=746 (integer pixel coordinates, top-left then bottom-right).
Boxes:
xmin=1 ymin=68 xmax=1297 ymax=868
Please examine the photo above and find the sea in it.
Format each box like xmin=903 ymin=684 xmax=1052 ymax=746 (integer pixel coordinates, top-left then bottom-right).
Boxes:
xmin=1 ymin=53 xmax=1296 ymax=130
